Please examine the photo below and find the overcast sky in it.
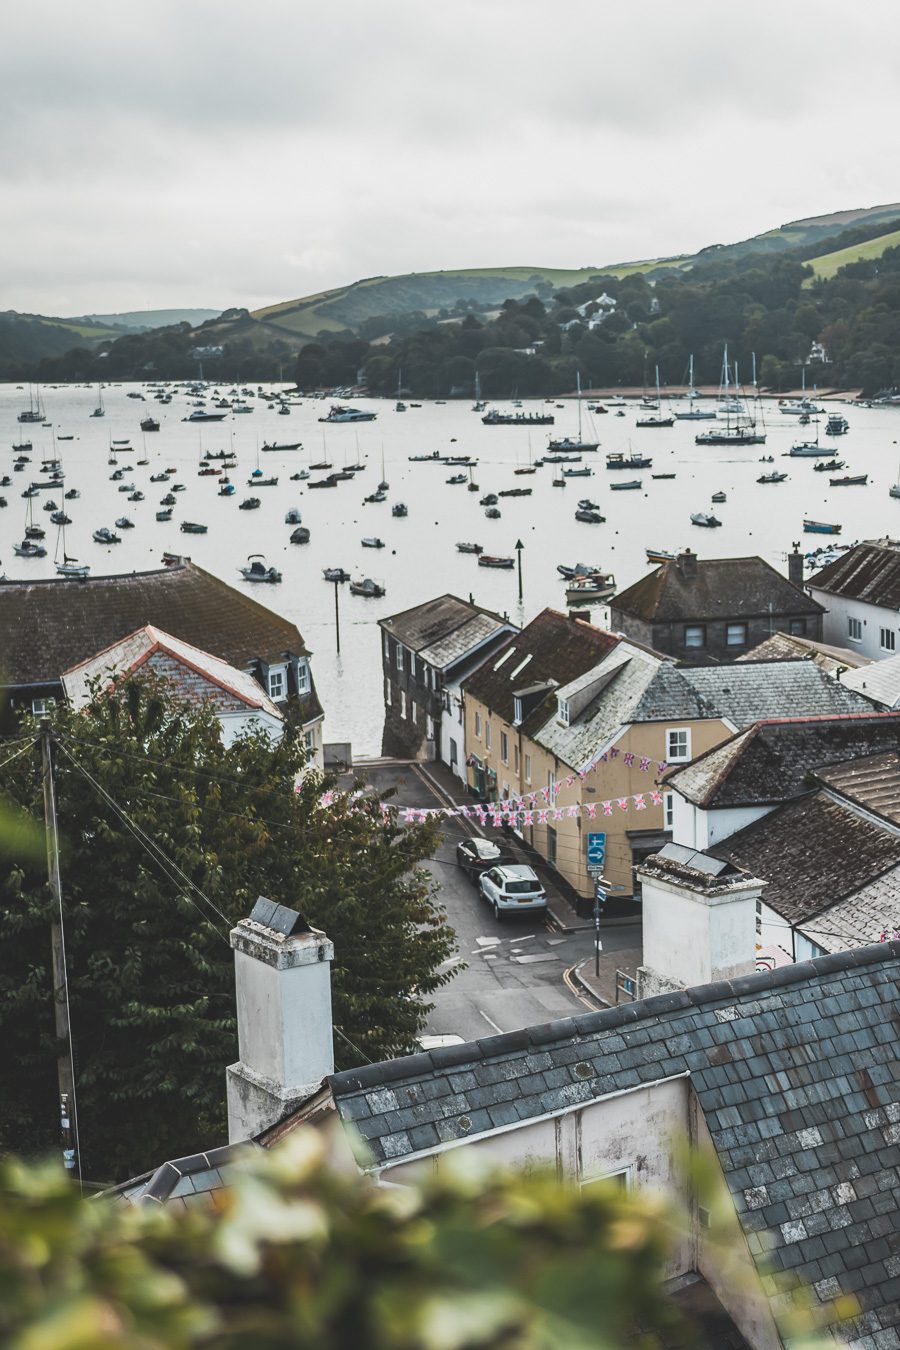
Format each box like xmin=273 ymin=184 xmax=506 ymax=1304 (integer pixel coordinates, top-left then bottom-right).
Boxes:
xmin=2 ymin=0 xmax=898 ymax=316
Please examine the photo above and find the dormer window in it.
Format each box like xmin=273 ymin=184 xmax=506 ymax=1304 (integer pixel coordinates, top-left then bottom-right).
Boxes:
xmin=296 ymin=660 xmax=310 ymax=695
xmin=268 ymin=668 xmax=286 ymax=700
xmin=513 ymin=695 xmax=523 ymax=726
xmin=558 ymin=698 xmax=570 ymax=726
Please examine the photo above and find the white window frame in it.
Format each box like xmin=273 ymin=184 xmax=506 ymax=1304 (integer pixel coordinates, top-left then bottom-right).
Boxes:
xmin=848 ymin=616 xmax=862 ymax=643
xmin=31 ymin=697 xmax=56 ymax=716
xmin=474 ymin=710 xmax=482 ymax=739
xmin=881 ymin=627 xmax=896 ymax=653
xmin=514 ymin=743 xmax=519 ymax=774
xmin=268 ymin=668 xmax=286 ymax=700
xmin=664 ymin=792 xmax=674 ymax=830
xmin=425 ymin=713 xmax=434 ymax=740
xmin=684 ymin=624 xmax=705 ymax=650
xmin=558 ymin=698 xmax=570 ymax=725
xmin=581 ymin=1165 xmax=634 ymax=1193
xmin=500 ymin=730 xmax=509 ymax=764
xmin=296 ymin=661 xmax=310 ymax=695
xmin=411 ymin=699 xmax=417 ymax=726
xmin=726 ymin=622 xmax=748 ymax=647
xmin=485 ymin=721 xmax=492 ymax=751
xmin=383 ymin=630 xmax=390 ymax=658
xmin=303 ymin=728 xmax=314 ymax=759
xmin=789 ymin=618 xmax=805 ymax=636
xmin=667 ymin=728 xmax=691 ymax=763
xmin=525 ymin=753 xmax=532 ymax=784
xmin=400 ymin=689 xmax=407 ymax=720
xmin=548 ymin=769 xmax=556 ymax=798
xmin=385 ymin=676 xmax=392 ymax=707
xmin=396 ymin=643 xmax=405 ymax=671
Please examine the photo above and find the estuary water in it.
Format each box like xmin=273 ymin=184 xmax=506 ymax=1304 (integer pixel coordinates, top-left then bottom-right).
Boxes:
xmin=2 ymin=380 xmax=898 ymax=756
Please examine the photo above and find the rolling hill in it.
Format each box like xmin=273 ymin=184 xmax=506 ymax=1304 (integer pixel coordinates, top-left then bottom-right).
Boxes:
xmin=804 ymin=227 xmax=900 ymax=282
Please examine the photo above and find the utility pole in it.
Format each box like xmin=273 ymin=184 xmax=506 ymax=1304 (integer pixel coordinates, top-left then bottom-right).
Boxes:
xmin=515 ymin=538 xmax=524 ymax=603
xmin=333 ymin=578 xmax=342 ymax=654
xmin=40 ymin=721 xmax=79 ymax=1180
xmin=593 ymin=879 xmax=605 ymax=979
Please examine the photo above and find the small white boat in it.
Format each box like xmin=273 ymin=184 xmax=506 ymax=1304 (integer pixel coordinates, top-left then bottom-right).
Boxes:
xmin=691 ymin=512 xmax=722 ymax=528
xmin=240 ymin=555 xmax=282 ymax=583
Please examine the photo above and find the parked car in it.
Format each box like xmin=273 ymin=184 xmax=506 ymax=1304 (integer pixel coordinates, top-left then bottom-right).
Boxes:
xmin=456 ymin=836 xmax=514 ymax=881
xmin=478 ymin=864 xmax=547 ymax=919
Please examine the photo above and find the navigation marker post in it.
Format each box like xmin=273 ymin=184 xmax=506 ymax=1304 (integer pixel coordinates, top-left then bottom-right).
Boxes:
xmin=515 ymin=538 xmax=524 ymax=603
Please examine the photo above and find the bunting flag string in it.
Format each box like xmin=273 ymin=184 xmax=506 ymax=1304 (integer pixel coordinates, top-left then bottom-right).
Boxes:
xmin=313 ymin=755 xmax=672 ymax=824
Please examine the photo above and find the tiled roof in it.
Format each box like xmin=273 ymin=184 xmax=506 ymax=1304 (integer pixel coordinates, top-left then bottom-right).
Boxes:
xmin=534 ymin=644 xmax=707 ymax=770
xmin=61 ymin=625 xmax=284 ymax=719
xmin=682 ymin=660 xmax=876 ymax=729
xmin=0 ymin=562 xmax=308 ymax=687
xmin=667 ymin=714 xmax=900 ymax=809
xmin=421 ymin=614 xmax=514 ymax=671
xmin=461 ymin=609 xmax=619 ymax=734
xmin=611 ymin=556 xmax=823 ymax=624
xmin=109 ymin=1142 xmax=258 ymax=1209
xmin=329 ymin=943 xmax=900 ymax=1345
xmin=709 ymin=791 xmax=900 ymax=925
xmin=737 ymin=632 xmax=871 ymax=673
xmin=842 ymin=652 xmax=900 ymax=709
xmin=808 ymin=541 xmax=900 ymax=608
xmin=817 ymin=750 xmax=900 ymax=824
xmin=802 ymin=865 xmax=900 ymax=953
xmin=379 ymin=595 xmax=512 ymax=664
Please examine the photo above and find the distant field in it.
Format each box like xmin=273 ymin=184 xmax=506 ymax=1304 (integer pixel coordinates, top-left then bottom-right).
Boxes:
xmin=804 ymin=228 xmax=900 ymax=282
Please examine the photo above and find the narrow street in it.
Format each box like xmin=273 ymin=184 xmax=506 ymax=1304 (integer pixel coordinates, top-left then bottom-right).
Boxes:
xmin=360 ymin=761 xmax=642 ymax=1042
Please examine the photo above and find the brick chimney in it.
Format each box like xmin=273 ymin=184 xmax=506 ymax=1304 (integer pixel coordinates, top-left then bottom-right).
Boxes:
xmin=226 ymin=898 xmax=334 ymax=1141
xmin=787 ymin=542 xmax=803 ymax=588
xmin=635 ymin=845 xmax=764 ymax=999
xmin=677 ymin=548 xmax=698 ymax=579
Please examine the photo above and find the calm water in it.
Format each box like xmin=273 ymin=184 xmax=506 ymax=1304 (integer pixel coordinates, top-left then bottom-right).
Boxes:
xmin=2 ymin=381 xmax=899 ymax=755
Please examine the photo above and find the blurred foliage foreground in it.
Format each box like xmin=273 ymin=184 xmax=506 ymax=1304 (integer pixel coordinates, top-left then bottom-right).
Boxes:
xmin=0 ymin=1126 xmax=749 ymax=1350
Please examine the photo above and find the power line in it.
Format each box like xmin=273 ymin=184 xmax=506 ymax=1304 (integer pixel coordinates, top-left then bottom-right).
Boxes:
xmin=54 ymin=738 xmax=231 ymax=943
xmin=0 ymin=738 xmax=38 ymax=776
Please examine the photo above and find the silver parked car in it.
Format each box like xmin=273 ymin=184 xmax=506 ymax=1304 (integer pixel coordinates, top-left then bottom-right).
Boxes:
xmin=478 ymin=864 xmax=547 ymax=920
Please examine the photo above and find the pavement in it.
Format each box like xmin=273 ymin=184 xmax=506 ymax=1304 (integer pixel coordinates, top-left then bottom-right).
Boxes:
xmin=354 ymin=757 xmax=643 ymax=1041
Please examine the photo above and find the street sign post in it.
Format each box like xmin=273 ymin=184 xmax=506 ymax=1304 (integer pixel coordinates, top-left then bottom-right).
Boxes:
xmin=586 ymin=831 xmax=606 ymax=867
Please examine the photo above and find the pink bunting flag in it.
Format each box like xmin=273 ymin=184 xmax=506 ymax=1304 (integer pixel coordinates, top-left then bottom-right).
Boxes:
xmin=523 ymin=810 xmax=534 ymax=826
xmin=586 ymin=801 xmax=597 ymax=818
xmin=565 ymin=775 xmax=574 ymax=787
xmin=610 ymin=748 xmax=619 ymax=759
xmin=650 ymin=789 xmax=663 ymax=805
xmin=541 ymin=787 xmax=550 ymax=801
xmin=623 ymin=751 xmax=635 ymax=768
xmin=616 ymin=797 xmax=629 ymax=812
xmin=552 ymin=808 xmax=564 ymax=821
xmin=639 ymin=757 xmax=651 ymax=773
xmin=658 ymin=761 xmax=667 ymax=773
xmin=403 ymin=807 xmax=415 ymax=823
xmin=490 ymin=812 xmax=502 ymax=828
xmin=602 ymin=800 xmax=613 ymax=816
xmin=537 ymin=809 xmax=548 ymax=825
xmin=459 ymin=804 xmax=471 ymax=817
xmin=567 ymin=804 xmax=579 ymax=818
xmin=633 ymin=794 xmax=646 ymax=811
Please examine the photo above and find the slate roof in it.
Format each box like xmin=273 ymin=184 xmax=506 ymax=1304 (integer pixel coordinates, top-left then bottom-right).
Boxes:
xmin=110 ymin=1142 xmax=258 ymax=1209
xmin=461 ymin=609 xmax=619 ymax=735
xmin=817 ymin=751 xmax=900 ymax=824
xmin=329 ymin=943 xmax=900 ymax=1345
xmin=0 ymin=562 xmax=308 ymax=687
xmin=802 ymin=865 xmax=900 ymax=954
xmin=611 ymin=555 xmax=823 ymax=624
xmin=682 ymin=660 xmax=876 ymax=729
xmin=61 ymin=625 xmax=284 ymax=719
xmin=737 ymin=631 xmax=871 ymax=673
xmin=667 ymin=714 xmax=900 ymax=809
xmin=808 ymin=541 xmax=900 ymax=609
xmin=709 ymin=790 xmax=900 ymax=925
xmin=379 ymin=595 xmax=513 ymax=668
xmin=843 ymin=652 xmax=900 ymax=709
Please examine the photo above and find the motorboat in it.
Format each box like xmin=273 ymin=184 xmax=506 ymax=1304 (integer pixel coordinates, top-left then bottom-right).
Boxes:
xmin=803 ymin=520 xmax=841 ymax=534
xmin=240 ymin=555 xmax=282 ymax=584
xmin=757 ymin=472 xmax=788 ymax=484
xmin=576 ymin=499 xmax=599 ymax=510
xmin=691 ymin=512 xmax=722 ymax=527
xmin=180 ymin=521 xmax=209 ymax=533
xmin=156 ymin=509 xmax=173 ymax=522
xmin=482 ymin=409 xmax=554 ymax=425
xmin=219 ymin=483 xmax=236 ymax=496
xmin=290 ymin=526 xmax=311 ymax=544
xmin=484 ymin=507 xmax=501 ymax=519
xmin=128 ymin=491 xmax=144 ymax=502
xmin=349 ymin=576 xmax=385 ymax=596
xmin=635 ymin=413 xmax=674 ymax=428
xmin=711 ymin=491 xmax=727 ymax=503
xmin=13 ymin=539 xmax=47 ymax=557
xmin=498 ymin=487 xmax=533 ymax=497
xmin=557 ymin=561 xmax=602 ymax=579
xmin=456 ymin=542 xmax=483 ymax=554
xmin=140 ymin=416 xmax=160 ymax=432
xmin=285 ymin=508 xmax=303 ymax=524
xmin=238 ymin=498 xmax=260 ymax=510
xmin=477 ymin=555 xmax=515 ymax=569
xmin=606 ymin=452 xmax=652 ymax=470
xmin=392 ymin=502 xmax=408 ymax=517
xmin=291 ymin=470 xmax=311 ymax=481
xmin=364 ymin=491 xmax=387 ymax=503
xmin=479 ymin=493 xmax=498 ymax=506
xmin=261 ymin=441 xmax=303 ymax=452
xmin=813 ymin=459 xmax=845 ymax=472
xmin=609 ymin=480 xmax=641 ymax=491
xmin=115 ymin=517 xmax=135 ymax=529
xmin=323 ymin=567 xmax=351 ymax=582
xmin=695 ymin=427 xmax=766 ymax=446
xmin=308 ymin=475 xmax=339 ymax=489
xmin=318 ymin=404 xmax=377 ymax=423
xmin=49 ymin=511 xmax=71 ymax=525
xmin=651 ymin=473 xmax=676 ymax=479
xmin=182 ymin=410 xmax=226 ymax=422
xmin=575 ymin=508 xmax=605 ymax=523
xmin=408 ymin=451 xmax=440 ymax=462
xmin=563 ymin=467 xmax=593 ymax=478
xmin=547 ymin=436 xmax=599 ymax=453
xmin=646 ymin=547 xmax=675 ymax=564
xmin=247 ymin=476 xmax=278 ymax=487
xmin=160 ymin=492 xmax=176 ymax=506
xmin=362 ymin=537 xmax=385 ymax=548
xmin=825 ymin=414 xmax=849 ymax=436
xmin=446 ymin=473 xmax=467 ymax=484
xmin=93 ymin=527 xmax=121 ymax=544
xmin=565 ymin=573 xmax=616 ymax=604
xmin=829 ymin=475 xmax=867 ymax=486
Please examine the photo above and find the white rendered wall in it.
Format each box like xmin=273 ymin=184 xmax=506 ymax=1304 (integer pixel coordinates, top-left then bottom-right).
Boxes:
xmin=809 ymin=588 xmax=900 ymax=662
xmin=672 ymin=796 xmax=772 ymax=851
xmin=440 ymin=677 xmax=466 ymax=781
xmin=218 ymin=709 xmax=284 ymax=749
xmin=641 ymin=872 xmax=758 ymax=990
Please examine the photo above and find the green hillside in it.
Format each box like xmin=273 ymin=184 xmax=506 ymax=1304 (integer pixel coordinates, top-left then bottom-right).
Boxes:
xmin=804 ymin=227 xmax=900 ymax=282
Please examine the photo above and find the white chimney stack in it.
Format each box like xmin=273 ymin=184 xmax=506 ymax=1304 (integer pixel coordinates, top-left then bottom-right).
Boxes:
xmin=226 ymin=898 xmax=334 ymax=1142
xmin=636 ymin=845 xmax=764 ymax=999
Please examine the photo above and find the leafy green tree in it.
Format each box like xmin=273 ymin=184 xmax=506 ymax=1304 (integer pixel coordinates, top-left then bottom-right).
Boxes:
xmin=0 ymin=680 xmax=453 ymax=1181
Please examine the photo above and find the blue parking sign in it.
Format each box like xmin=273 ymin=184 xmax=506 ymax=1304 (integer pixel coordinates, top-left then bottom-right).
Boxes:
xmin=587 ymin=832 xmax=606 ymax=866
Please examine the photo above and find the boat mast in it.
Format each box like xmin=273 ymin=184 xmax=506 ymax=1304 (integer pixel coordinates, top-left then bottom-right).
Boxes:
xmin=577 ymin=369 xmax=582 ymax=442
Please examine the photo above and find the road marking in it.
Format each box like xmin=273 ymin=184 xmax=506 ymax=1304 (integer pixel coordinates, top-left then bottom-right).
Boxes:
xmin=563 ymin=963 xmax=600 ymax=1011
xmin=512 ymin=953 xmax=559 ymax=965
xmin=475 ymin=936 xmax=501 ymax=947
xmin=478 ymin=1009 xmax=504 ymax=1034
